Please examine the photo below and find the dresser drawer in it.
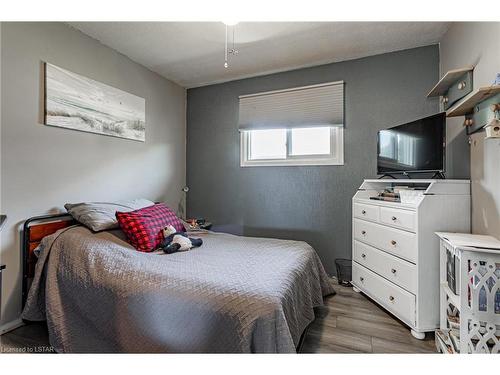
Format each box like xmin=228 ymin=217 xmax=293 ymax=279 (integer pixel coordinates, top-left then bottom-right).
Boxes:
xmin=352 ymin=262 xmax=416 ymax=326
xmin=353 ymin=240 xmax=417 ymax=293
xmin=353 ymin=202 xmax=379 ymax=222
xmin=353 ymin=219 xmax=417 ymax=263
xmin=380 ymin=207 xmax=416 ymax=232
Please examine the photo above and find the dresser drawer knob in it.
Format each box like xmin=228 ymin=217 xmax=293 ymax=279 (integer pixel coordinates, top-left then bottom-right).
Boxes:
xmin=389 ymin=296 xmax=395 ymax=302
xmin=361 ymin=253 xmax=366 ymax=258
xmin=359 ymin=277 xmax=364 ymax=282
xmin=391 ymin=216 xmax=397 ymax=221
xmin=362 ymin=210 xmax=366 ymax=215
xmin=391 ymin=240 xmax=397 ymax=246
xmin=391 ymin=268 xmax=397 ymax=274
xmin=361 ymin=230 xmax=366 ymax=235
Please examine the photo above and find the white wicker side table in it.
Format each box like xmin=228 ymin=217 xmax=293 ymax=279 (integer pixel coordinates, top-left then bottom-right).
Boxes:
xmin=435 ymin=232 xmax=500 ymax=354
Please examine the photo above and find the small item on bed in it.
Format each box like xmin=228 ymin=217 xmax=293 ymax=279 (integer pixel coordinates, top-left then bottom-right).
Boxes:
xmin=116 ymin=203 xmax=185 ymax=252
xmin=159 ymin=225 xmax=203 ymax=254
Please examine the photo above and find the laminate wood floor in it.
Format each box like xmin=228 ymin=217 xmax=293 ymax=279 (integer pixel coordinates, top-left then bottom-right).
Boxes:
xmin=300 ymin=285 xmax=436 ymax=353
xmin=1 ymin=285 xmax=436 ymax=354
xmin=1 ymin=322 xmax=53 ymax=353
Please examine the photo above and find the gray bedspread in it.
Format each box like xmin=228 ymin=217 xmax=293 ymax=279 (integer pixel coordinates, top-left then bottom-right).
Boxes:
xmin=22 ymin=226 xmax=334 ymax=353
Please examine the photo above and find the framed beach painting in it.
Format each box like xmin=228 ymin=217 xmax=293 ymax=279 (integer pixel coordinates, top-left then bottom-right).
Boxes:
xmin=44 ymin=63 xmax=146 ymax=142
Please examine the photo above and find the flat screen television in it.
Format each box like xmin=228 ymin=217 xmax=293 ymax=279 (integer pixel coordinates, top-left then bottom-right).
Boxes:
xmin=377 ymin=112 xmax=446 ymax=175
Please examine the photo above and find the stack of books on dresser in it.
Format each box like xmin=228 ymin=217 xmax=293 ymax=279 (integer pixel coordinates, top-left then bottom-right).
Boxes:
xmin=369 ymin=186 xmax=427 ymax=204
xmin=369 ymin=188 xmax=400 ymax=202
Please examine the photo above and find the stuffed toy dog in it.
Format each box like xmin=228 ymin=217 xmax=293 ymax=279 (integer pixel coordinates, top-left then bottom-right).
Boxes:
xmin=159 ymin=225 xmax=203 ymax=254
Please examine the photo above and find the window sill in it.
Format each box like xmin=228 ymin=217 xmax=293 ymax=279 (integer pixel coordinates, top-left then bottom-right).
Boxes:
xmin=240 ymin=158 xmax=344 ymax=167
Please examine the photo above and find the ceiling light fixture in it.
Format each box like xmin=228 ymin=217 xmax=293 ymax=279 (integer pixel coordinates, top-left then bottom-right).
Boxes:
xmin=223 ymin=22 xmax=239 ymax=69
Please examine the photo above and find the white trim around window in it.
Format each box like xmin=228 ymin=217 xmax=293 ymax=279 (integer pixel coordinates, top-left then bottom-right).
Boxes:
xmin=240 ymin=127 xmax=344 ymax=167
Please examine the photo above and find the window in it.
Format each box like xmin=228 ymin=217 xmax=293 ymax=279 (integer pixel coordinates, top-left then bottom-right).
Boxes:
xmin=238 ymin=81 xmax=344 ymax=167
xmin=248 ymin=128 xmax=287 ymax=160
xmin=290 ymin=127 xmax=331 ymax=156
xmin=241 ymin=126 xmax=343 ymax=166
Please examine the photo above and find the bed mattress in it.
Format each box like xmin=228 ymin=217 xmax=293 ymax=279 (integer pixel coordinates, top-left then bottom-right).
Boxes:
xmin=22 ymin=226 xmax=334 ymax=353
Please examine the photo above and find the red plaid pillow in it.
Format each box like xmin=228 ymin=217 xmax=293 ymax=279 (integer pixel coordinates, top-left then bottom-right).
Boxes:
xmin=116 ymin=203 xmax=184 ymax=252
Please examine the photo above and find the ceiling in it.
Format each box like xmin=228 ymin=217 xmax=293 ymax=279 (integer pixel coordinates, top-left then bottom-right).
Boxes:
xmin=69 ymin=22 xmax=451 ymax=88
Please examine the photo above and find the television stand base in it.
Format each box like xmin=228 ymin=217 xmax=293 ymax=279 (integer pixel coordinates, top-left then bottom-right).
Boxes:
xmin=431 ymin=171 xmax=446 ymax=179
xmin=378 ymin=173 xmax=397 ymax=179
xmin=378 ymin=171 xmax=446 ymax=179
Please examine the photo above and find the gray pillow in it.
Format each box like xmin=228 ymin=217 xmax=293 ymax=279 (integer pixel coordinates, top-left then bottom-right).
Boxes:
xmin=65 ymin=198 xmax=155 ymax=232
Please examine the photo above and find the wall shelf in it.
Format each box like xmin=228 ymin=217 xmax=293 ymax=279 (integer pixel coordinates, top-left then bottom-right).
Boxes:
xmin=427 ymin=66 xmax=474 ymax=97
xmin=446 ymin=86 xmax=500 ymax=117
xmin=427 ymin=66 xmax=474 ymax=110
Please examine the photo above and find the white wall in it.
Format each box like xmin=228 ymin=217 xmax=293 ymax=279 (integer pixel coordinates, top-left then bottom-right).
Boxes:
xmin=440 ymin=22 xmax=500 ymax=239
xmin=0 ymin=22 xmax=186 ymax=329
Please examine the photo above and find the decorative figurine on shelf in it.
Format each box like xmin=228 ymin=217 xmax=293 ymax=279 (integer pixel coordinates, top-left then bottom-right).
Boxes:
xmin=159 ymin=225 xmax=203 ymax=254
xmin=494 ymin=73 xmax=500 ymax=86
xmin=485 ymin=103 xmax=500 ymax=139
xmin=484 ymin=118 xmax=500 ymax=139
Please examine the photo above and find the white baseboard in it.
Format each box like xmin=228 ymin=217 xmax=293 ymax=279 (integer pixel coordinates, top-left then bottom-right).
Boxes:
xmin=0 ymin=318 xmax=24 ymax=335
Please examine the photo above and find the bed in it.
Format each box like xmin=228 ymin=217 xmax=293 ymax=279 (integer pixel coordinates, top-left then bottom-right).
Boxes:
xmin=21 ymin=215 xmax=334 ymax=353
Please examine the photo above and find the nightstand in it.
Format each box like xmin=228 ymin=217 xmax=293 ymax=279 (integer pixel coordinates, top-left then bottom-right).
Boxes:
xmin=199 ymin=222 xmax=212 ymax=230
xmin=185 ymin=218 xmax=212 ymax=231
xmin=187 ymin=222 xmax=212 ymax=231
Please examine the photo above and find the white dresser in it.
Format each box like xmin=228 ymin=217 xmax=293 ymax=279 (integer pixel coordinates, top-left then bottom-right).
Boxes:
xmin=351 ymin=179 xmax=470 ymax=339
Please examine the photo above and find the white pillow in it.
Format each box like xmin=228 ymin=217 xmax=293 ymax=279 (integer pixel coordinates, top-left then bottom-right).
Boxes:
xmin=65 ymin=198 xmax=155 ymax=232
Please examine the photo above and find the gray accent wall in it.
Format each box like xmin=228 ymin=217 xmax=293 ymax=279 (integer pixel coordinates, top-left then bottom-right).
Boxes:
xmin=440 ymin=22 xmax=500 ymax=239
xmin=0 ymin=23 xmax=186 ymax=328
xmin=187 ymin=45 xmax=449 ymax=276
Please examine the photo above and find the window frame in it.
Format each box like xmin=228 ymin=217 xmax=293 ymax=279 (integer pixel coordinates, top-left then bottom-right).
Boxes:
xmin=240 ymin=126 xmax=344 ymax=167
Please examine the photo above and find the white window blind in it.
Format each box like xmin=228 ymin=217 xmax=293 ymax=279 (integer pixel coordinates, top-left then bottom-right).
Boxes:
xmin=238 ymin=81 xmax=344 ymax=131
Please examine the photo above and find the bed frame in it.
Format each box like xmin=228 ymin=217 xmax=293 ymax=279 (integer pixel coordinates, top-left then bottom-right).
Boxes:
xmin=22 ymin=213 xmax=76 ymax=308
xmin=21 ymin=213 xmax=310 ymax=352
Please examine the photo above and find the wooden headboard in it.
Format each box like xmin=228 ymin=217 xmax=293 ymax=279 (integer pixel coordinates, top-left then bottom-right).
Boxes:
xmin=22 ymin=213 xmax=76 ymax=307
